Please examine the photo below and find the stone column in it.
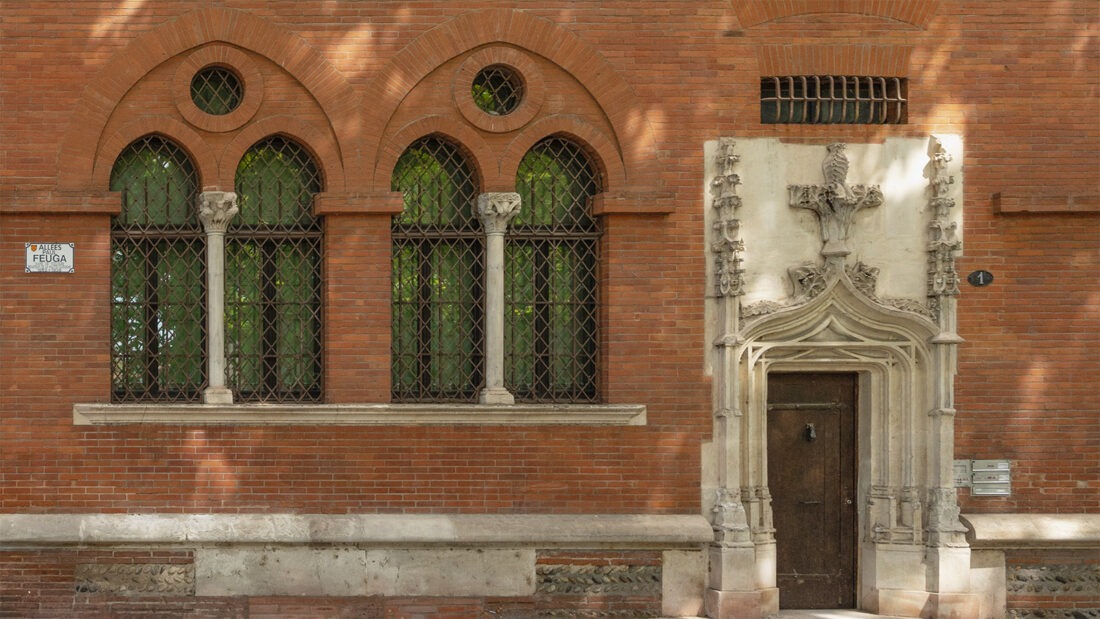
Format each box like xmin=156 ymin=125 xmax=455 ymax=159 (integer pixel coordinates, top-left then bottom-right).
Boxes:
xmin=197 ymin=191 xmax=239 ymax=404
xmin=476 ymin=192 xmax=521 ymax=405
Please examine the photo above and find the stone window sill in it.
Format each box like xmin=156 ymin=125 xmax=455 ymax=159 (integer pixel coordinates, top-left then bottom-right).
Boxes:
xmin=73 ymin=403 xmax=646 ymax=426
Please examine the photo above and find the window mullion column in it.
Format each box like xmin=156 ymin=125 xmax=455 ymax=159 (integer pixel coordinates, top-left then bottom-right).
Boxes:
xmin=476 ymin=192 xmax=521 ymax=405
xmin=197 ymin=190 xmax=239 ymax=404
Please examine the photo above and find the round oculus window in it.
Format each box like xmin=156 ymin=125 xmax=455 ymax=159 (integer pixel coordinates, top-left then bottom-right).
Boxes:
xmin=471 ymin=65 xmax=525 ymax=116
xmin=190 ymin=66 xmax=243 ymax=116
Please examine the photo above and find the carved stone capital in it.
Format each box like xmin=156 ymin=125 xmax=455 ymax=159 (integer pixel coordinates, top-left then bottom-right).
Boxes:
xmin=477 ymin=192 xmax=521 ymax=235
xmin=196 ymin=191 xmax=239 ymax=234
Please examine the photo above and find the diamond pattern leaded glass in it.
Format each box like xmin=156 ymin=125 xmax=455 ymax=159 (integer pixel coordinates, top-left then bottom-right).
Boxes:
xmin=472 ymin=65 xmax=525 ymax=116
xmin=229 ymin=136 xmax=323 ymax=402
xmin=190 ymin=66 xmax=243 ymax=116
xmin=509 ymin=137 xmax=601 ymax=403
xmin=391 ymin=136 xmax=484 ymax=402
xmin=110 ymin=135 xmax=206 ymax=402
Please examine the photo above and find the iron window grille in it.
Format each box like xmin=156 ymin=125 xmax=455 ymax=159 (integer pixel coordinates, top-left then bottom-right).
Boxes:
xmin=110 ymin=135 xmax=206 ymax=402
xmin=472 ymin=64 xmax=525 ymax=116
xmin=228 ymin=136 xmax=324 ymax=403
xmin=391 ymin=136 xmax=485 ymax=402
xmin=190 ymin=66 xmax=243 ymax=116
xmin=509 ymin=137 xmax=601 ymax=403
xmin=761 ymin=75 xmax=907 ymax=124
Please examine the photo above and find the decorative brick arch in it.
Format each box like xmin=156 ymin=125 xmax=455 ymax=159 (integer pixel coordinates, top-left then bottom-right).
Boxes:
xmin=93 ymin=117 xmax=218 ymax=191
xmin=756 ymin=44 xmax=915 ymax=77
xmin=376 ymin=116 xmax=495 ymax=193
xmin=57 ymin=7 xmax=360 ymax=191
xmin=500 ymin=116 xmax=627 ymax=192
xmin=219 ymin=117 xmax=345 ymax=193
xmin=731 ymin=0 xmax=942 ymax=29
xmin=361 ymin=8 xmax=661 ymax=193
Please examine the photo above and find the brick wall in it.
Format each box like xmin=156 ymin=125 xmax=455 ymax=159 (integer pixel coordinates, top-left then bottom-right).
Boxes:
xmin=0 ymin=0 xmax=1095 ymax=555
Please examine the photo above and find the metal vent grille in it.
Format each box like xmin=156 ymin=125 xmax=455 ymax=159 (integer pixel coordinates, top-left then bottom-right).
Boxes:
xmin=509 ymin=137 xmax=601 ymax=403
xmin=391 ymin=136 xmax=484 ymax=402
xmin=761 ymin=76 xmax=907 ymax=124
xmin=472 ymin=64 xmax=525 ymax=116
xmin=110 ymin=135 xmax=206 ymax=402
xmin=228 ymin=136 xmax=323 ymax=403
xmin=190 ymin=66 xmax=243 ymax=116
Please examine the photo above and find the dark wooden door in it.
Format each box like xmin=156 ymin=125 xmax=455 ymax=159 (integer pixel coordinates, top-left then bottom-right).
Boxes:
xmin=767 ymin=372 xmax=857 ymax=609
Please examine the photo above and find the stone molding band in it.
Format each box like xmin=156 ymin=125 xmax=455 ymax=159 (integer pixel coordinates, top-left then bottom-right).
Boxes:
xmin=72 ymin=403 xmax=646 ymax=426
xmin=0 ymin=513 xmax=712 ymax=547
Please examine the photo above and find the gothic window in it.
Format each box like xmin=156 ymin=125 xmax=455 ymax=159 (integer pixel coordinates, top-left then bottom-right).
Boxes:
xmin=508 ymin=137 xmax=601 ymax=403
xmin=391 ymin=136 xmax=484 ymax=402
xmin=228 ymin=136 xmax=323 ymax=402
xmin=110 ymin=135 xmax=206 ymax=402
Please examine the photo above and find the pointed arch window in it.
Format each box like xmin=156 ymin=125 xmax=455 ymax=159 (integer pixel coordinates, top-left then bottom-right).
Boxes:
xmin=391 ymin=136 xmax=484 ymax=402
xmin=109 ymin=135 xmax=206 ymax=402
xmin=509 ymin=137 xmax=601 ymax=402
xmin=228 ymin=136 xmax=324 ymax=402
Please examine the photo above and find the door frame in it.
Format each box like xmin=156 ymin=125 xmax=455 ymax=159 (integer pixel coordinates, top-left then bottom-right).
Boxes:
xmin=705 ymin=274 xmax=973 ymax=617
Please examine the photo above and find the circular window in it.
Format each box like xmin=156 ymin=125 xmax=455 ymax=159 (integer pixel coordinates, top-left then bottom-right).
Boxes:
xmin=190 ymin=66 xmax=243 ymax=116
xmin=471 ymin=65 xmax=525 ymax=116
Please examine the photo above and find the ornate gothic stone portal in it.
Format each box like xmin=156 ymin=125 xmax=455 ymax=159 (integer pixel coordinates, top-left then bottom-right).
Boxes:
xmin=704 ymin=137 xmax=974 ymax=618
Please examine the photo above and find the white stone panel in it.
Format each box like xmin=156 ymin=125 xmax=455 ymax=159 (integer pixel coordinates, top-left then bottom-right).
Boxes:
xmin=662 ymin=549 xmax=706 ymax=616
xmin=195 ymin=547 xmax=368 ymax=596
xmin=703 ymin=136 xmax=964 ymax=306
xmin=364 ymin=548 xmax=535 ymax=596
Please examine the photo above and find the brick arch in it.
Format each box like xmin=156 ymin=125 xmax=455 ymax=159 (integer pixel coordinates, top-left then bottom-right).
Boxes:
xmin=376 ymin=116 xmax=496 ymax=193
xmin=58 ymin=7 xmax=360 ymax=191
xmin=93 ymin=117 xmax=218 ymax=191
xmin=731 ymin=0 xmax=942 ymax=29
xmin=219 ymin=117 xmax=345 ymax=193
xmin=756 ymin=44 xmax=915 ymax=77
xmin=500 ymin=116 xmax=627 ymax=192
xmin=361 ymin=8 xmax=660 ymax=192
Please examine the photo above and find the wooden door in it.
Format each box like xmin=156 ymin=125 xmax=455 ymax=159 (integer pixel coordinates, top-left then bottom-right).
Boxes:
xmin=767 ymin=373 xmax=857 ymax=609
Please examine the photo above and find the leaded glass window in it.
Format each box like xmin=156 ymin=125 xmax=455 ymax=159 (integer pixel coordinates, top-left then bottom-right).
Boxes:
xmin=228 ymin=136 xmax=323 ymax=402
xmin=391 ymin=136 xmax=484 ymax=402
xmin=509 ymin=137 xmax=601 ymax=402
xmin=110 ymin=135 xmax=206 ymax=402
xmin=472 ymin=65 xmax=524 ymax=116
xmin=190 ymin=66 xmax=243 ymax=116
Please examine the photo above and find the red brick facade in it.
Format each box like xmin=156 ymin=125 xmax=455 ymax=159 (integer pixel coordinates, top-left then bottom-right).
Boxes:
xmin=1 ymin=1 xmax=1097 ymax=616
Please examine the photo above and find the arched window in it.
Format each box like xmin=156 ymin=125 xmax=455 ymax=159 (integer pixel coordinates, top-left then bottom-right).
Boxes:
xmin=229 ymin=136 xmax=323 ymax=402
xmin=391 ymin=136 xmax=483 ymax=401
xmin=509 ymin=136 xmax=601 ymax=402
xmin=109 ymin=135 xmax=205 ymax=402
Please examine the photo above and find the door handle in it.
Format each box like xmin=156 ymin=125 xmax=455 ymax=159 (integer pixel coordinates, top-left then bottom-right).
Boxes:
xmin=845 ymin=499 xmax=853 ymax=505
